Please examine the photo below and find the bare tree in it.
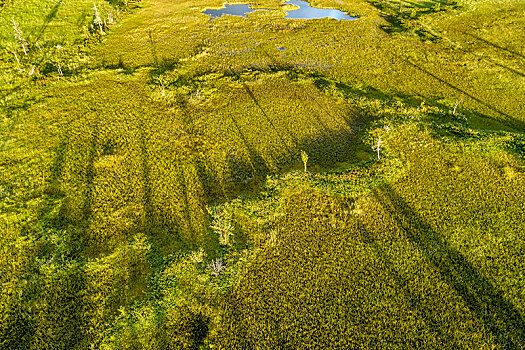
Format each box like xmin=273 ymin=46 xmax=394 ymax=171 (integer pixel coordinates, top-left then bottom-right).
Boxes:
xmin=453 ymin=97 xmax=463 ymax=115
xmin=93 ymin=4 xmax=104 ymax=35
xmin=301 ymin=150 xmax=309 ymax=172
xmin=207 ymin=258 xmax=225 ymax=276
xmin=12 ymin=50 xmax=20 ymax=64
xmin=372 ymin=124 xmax=390 ymax=160
xmin=56 ymin=45 xmax=63 ymax=76
xmin=11 ymin=18 xmax=28 ymax=55
xmin=372 ymin=135 xmax=383 ymax=160
xmin=106 ymin=6 xmax=114 ymax=24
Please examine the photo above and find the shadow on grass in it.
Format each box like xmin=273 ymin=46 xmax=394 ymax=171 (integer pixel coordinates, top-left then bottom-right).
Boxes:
xmin=369 ymin=0 xmax=456 ymax=41
xmin=374 ymin=183 xmax=525 ymax=349
xmin=212 ymin=59 xmax=524 ymax=135
xmin=138 ymin=120 xmax=153 ymax=229
xmin=147 ymin=29 xmax=159 ymax=67
xmin=32 ymin=0 xmax=63 ymax=42
xmin=136 ymin=112 xmax=215 ymax=253
xmin=37 ymin=119 xmax=97 ymax=258
xmin=0 ymin=84 xmax=46 ymax=118
xmin=65 ymin=120 xmax=100 ymax=257
xmin=36 ymin=131 xmax=69 ymax=227
xmin=226 ymin=109 xmax=270 ymax=177
xmin=461 ymin=31 xmax=525 ymax=61
xmin=479 ymin=55 xmax=525 ymax=78
xmin=402 ymin=57 xmax=525 ymax=132
xmin=356 ymin=221 xmax=463 ymax=347
xmin=454 ymin=39 xmax=525 ymax=78
xmin=136 ymin=117 xmax=189 ymax=252
xmin=75 ymin=6 xmax=90 ymax=29
xmin=227 ymin=65 xmax=298 ymax=154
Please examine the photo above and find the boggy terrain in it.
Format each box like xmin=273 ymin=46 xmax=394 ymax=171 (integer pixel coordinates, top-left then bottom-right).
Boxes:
xmin=1 ymin=0 xmax=524 ymax=349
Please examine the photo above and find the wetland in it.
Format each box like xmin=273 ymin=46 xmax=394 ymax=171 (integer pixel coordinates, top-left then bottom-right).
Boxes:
xmin=203 ymin=0 xmax=358 ymax=20
xmin=1 ymin=0 xmax=525 ymax=349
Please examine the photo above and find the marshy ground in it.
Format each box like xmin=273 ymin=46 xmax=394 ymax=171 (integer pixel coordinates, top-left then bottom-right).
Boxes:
xmin=1 ymin=0 xmax=524 ymax=349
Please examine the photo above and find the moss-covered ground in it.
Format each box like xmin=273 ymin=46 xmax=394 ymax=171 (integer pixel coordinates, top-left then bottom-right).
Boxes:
xmin=1 ymin=0 xmax=524 ymax=348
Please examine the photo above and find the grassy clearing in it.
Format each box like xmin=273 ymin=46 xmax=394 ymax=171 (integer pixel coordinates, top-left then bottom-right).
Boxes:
xmin=1 ymin=0 xmax=524 ymax=348
xmin=0 ymin=0 xmax=113 ymax=83
xmin=91 ymin=0 xmax=525 ymax=127
xmin=218 ymin=123 xmax=525 ymax=349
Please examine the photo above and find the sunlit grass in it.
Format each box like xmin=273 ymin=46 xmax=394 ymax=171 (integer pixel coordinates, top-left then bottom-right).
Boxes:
xmin=1 ymin=0 xmax=524 ymax=348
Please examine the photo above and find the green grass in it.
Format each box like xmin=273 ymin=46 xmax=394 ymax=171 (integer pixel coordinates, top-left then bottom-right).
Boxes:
xmin=1 ymin=0 xmax=524 ymax=348
xmin=217 ymin=124 xmax=525 ymax=349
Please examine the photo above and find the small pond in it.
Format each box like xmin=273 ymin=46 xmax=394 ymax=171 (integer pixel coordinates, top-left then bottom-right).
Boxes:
xmin=203 ymin=4 xmax=256 ymax=18
xmin=203 ymin=0 xmax=358 ymax=20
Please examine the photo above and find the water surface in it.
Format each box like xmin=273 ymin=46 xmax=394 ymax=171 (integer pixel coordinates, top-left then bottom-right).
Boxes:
xmin=203 ymin=0 xmax=357 ymax=20
xmin=203 ymin=4 xmax=258 ymax=18
xmin=284 ymin=0 xmax=357 ymax=20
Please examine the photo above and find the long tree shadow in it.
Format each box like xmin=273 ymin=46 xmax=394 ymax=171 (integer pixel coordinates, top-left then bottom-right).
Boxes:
xmin=68 ymin=120 xmax=100 ymax=257
xmin=228 ymin=66 xmax=298 ymax=154
xmin=401 ymin=57 xmax=525 ymax=131
xmin=374 ymin=184 xmax=525 ymax=349
xmin=227 ymin=65 xmax=370 ymax=170
xmin=0 ymin=83 xmax=48 ymax=118
xmin=302 ymin=82 xmax=345 ymax=142
xmin=369 ymin=0 xmax=454 ymax=41
xmin=30 ymin=127 xmax=90 ymax=344
xmin=20 ymin=130 xmax=90 ymax=348
xmin=42 ymin=116 xmax=99 ymax=258
xmin=460 ymin=31 xmax=525 ymax=62
xmin=137 ymin=117 xmax=182 ymax=240
xmin=224 ymin=100 xmax=271 ymax=177
xmin=307 ymin=79 xmax=375 ymax=150
xmin=477 ymin=54 xmax=525 ymax=78
xmin=147 ymin=29 xmax=159 ymax=67
xmin=178 ymin=88 xmax=270 ymax=196
xmin=136 ymin=114 xmax=209 ymax=252
xmin=356 ymin=221 xmax=463 ymax=348
xmin=138 ymin=120 xmax=154 ymax=230
xmin=33 ymin=0 xmax=63 ymax=43
xmin=320 ymin=74 xmax=525 ymax=136
xmin=35 ymin=130 xmax=69 ymax=258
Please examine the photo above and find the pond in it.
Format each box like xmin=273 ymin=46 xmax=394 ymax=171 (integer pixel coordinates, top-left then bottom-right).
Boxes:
xmin=203 ymin=0 xmax=358 ymax=20
xmin=203 ymin=4 xmax=256 ymax=18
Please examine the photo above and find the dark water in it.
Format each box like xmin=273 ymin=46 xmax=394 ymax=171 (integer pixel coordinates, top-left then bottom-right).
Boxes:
xmin=203 ymin=0 xmax=358 ymax=20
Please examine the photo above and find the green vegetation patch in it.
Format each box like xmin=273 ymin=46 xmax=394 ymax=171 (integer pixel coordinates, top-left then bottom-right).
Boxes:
xmin=217 ymin=124 xmax=525 ymax=349
xmin=1 ymin=0 xmax=525 ymax=348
